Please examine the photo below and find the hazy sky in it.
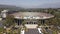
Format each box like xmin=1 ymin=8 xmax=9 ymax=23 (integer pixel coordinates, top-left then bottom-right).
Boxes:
xmin=0 ymin=0 xmax=60 ymax=8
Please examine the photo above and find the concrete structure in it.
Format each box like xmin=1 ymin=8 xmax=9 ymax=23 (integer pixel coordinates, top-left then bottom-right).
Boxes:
xmin=1 ymin=10 xmax=54 ymax=29
xmin=10 ymin=12 xmax=54 ymax=29
xmin=10 ymin=12 xmax=54 ymax=19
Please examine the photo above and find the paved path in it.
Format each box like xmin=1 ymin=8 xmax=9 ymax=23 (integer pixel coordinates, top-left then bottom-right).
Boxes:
xmin=46 ymin=29 xmax=53 ymax=34
xmin=25 ymin=29 xmax=40 ymax=34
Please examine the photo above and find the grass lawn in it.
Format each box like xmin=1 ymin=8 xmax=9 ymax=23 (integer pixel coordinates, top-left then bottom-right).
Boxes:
xmin=0 ymin=27 xmax=4 ymax=34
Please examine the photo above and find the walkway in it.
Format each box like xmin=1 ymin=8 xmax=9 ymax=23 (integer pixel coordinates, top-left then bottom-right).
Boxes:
xmin=46 ymin=29 xmax=53 ymax=34
xmin=25 ymin=29 xmax=39 ymax=34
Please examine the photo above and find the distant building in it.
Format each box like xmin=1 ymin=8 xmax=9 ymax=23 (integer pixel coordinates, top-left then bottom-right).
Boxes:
xmin=1 ymin=10 xmax=8 ymax=18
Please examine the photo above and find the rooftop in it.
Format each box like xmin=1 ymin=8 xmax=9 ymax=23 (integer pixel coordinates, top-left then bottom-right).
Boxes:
xmin=10 ymin=12 xmax=54 ymax=19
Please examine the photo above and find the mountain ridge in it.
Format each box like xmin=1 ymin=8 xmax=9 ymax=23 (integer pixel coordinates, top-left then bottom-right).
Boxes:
xmin=0 ymin=4 xmax=23 ymax=10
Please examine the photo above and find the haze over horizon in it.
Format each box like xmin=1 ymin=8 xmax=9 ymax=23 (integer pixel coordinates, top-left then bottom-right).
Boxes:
xmin=0 ymin=0 xmax=60 ymax=8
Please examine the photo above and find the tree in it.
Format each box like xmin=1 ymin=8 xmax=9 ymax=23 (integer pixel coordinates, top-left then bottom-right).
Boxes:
xmin=22 ymin=20 xmax=26 ymax=26
xmin=4 ymin=15 xmax=14 ymax=27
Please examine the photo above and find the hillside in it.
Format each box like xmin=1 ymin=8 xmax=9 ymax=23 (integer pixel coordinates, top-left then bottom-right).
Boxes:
xmin=0 ymin=4 xmax=23 ymax=10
